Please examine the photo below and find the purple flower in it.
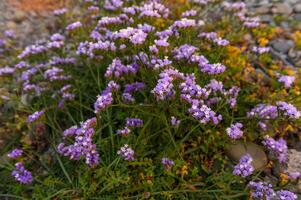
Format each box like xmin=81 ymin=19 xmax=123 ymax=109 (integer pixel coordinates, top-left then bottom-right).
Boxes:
xmin=288 ymin=172 xmax=301 ymax=180
xmin=138 ymin=1 xmax=170 ymax=19
xmin=12 ymin=162 xmax=33 ymax=184
xmin=276 ymin=190 xmax=297 ymax=200
xmin=205 ymin=79 xmax=224 ymax=93
xmin=117 ymin=144 xmax=134 ymax=161
xmin=126 ymin=118 xmax=143 ymax=127
xmin=179 ymin=74 xmax=210 ymax=103
xmin=262 ymin=136 xmax=288 ymax=163
xmin=154 ymin=39 xmax=170 ymax=47
xmin=151 ymin=56 xmax=172 ymax=69
xmin=243 ymin=17 xmax=260 ymax=28
xmin=104 ymin=0 xmax=123 ymax=11
xmin=117 ymin=127 xmax=131 ymax=136
xmin=182 ymin=9 xmax=197 ymax=17
xmin=200 ymin=63 xmax=226 ymax=75
xmin=188 ymin=100 xmax=222 ymax=125
xmin=248 ymin=181 xmax=275 ymax=200
xmin=4 ymin=30 xmax=15 ymax=38
xmin=0 ymin=66 xmax=15 ymax=76
xmin=105 ymin=58 xmax=137 ymax=78
xmin=66 ymin=21 xmax=82 ymax=31
xmin=94 ymin=92 xmax=113 ymax=114
xmin=50 ymin=33 xmax=65 ymax=41
xmin=278 ymin=75 xmax=295 ymax=88
xmin=7 ymin=148 xmax=23 ymax=159
xmin=172 ymin=18 xmax=196 ymax=29
xmin=161 ymin=157 xmax=174 ymax=168
xmin=173 ymin=44 xmax=199 ymax=60
xmin=27 ymin=110 xmax=44 ymax=123
xmin=276 ymin=101 xmax=300 ymax=119
xmin=53 ymin=8 xmax=67 ymax=16
xmin=124 ymin=82 xmax=145 ymax=94
xmin=130 ymin=29 xmax=148 ymax=45
xmin=226 ymin=122 xmax=243 ymax=139
xmin=247 ymin=104 xmax=278 ymax=120
xmin=233 ymin=154 xmax=254 ymax=177
xmin=18 ymin=44 xmax=48 ymax=59
xmin=58 ymin=118 xmax=99 ymax=167
xmin=171 ymin=116 xmax=180 ymax=126
xmin=252 ymin=46 xmax=270 ymax=54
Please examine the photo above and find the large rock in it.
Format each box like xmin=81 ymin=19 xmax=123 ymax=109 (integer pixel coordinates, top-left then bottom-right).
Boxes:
xmin=272 ymin=3 xmax=293 ymax=15
xmin=271 ymin=39 xmax=294 ymax=53
xmin=294 ymin=4 xmax=301 ymax=13
xmin=226 ymin=141 xmax=268 ymax=170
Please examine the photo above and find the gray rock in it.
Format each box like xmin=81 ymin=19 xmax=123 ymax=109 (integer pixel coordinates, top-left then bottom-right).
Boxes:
xmin=256 ymin=6 xmax=271 ymax=14
xmin=272 ymin=3 xmax=293 ymax=15
xmin=226 ymin=141 xmax=268 ymax=170
xmin=287 ymin=149 xmax=301 ymax=173
xmin=271 ymin=39 xmax=295 ymax=53
xmin=260 ymin=15 xmax=273 ymax=23
xmin=294 ymin=13 xmax=301 ymax=21
xmin=294 ymin=4 xmax=301 ymax=13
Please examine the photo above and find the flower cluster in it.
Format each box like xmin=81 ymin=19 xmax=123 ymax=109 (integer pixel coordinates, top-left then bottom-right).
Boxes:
xmin=94 ymin=81 xmax=120 ymax=114
xmin=233 ymin=154 xmax=254 ymax=177
xmin=226 ymin=122 xmax=243 ymax=139
xmin=117 ymin=144 xmax=135 ymax=161
xmin=125 ymin=118 xmax=144 ymax=127
xmin=105 ymin=58 xmax=137 ymax=78
xmin=7 ymin=148 xmax=23 ymax=159
xmin=277 ymin=75 xmax=295 ymax=88
xmin=199 ymin=32 xmax=229 ymax=46
xmin=276 ymin=101 xmax=301 ymax=119
xmin=57 ymin=117 xmax=99 ymax=167
xmin=122 ymin=82 xmax=145 ymax=103
xmin=248 ymin=181 xmax=275 ymax=200
xmin=171 ymin=116 xmax=180 ymax=126
xmin=27 ymin=110 xmax=45 ymax=123
xmin=252 ymin=46 xmax=270 ymax=54
xmin=161 ymin=157 xmax=174 ymax=169
xmin=276 ymin=190 xmax=298 ymax=200
xmin=11 ymin=162 xmax=33 ymax=184
xmin=262 ymin=136 xmax=288 ymax=163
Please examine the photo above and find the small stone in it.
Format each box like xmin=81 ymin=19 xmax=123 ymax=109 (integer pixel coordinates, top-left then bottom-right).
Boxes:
xmin=294 ymin=4 xmax=301 ymax=13
xmin=271 ymin=39 xmax=294 ymax=53
xmin=256 ymin=6 xmax=270 ymax=14
xmin=226 ymin=141 xmax=268 ymax=170
xmin=13 ymin=10 xmax=27 ymax=23
xmin=294 ymin=13 xmax=301 ymax=21
xmin=260 ymin=15 xmax=273 ymax=23
xmin=272 ymin=3 xmax=293 ymax=15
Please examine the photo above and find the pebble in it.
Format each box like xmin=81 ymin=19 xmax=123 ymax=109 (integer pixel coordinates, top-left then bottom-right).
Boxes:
xmin=271 ymin=3 xmax=293 ymax=15
xmin=13 ymin=10 xmax=26 ymax=23
xmin=256 ymin=6 xmax=271 ymax=14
